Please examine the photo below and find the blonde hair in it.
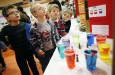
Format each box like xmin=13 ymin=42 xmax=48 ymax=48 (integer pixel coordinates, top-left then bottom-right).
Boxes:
xmin=62 ymin=9 xmax=73 ymax=17
xmin=30 ymin=4 xmax=40 ymax=14
xmin=47 ymin=4 xmax=60 ymax=17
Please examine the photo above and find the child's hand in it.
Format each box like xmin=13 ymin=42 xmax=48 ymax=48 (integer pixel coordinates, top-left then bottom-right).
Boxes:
xmin=37 ymin=50 xmax=45 ymax=57
xmin=8 ymin=45 xmax=12 ymax=49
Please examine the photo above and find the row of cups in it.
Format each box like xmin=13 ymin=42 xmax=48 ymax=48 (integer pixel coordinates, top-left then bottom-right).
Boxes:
xmin=57 ymin=34 xmax=112 ymax=71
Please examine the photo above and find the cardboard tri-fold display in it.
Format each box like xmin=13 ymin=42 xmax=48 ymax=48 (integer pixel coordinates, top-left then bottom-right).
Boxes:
xmin=88 ymin=0 xmax=114 ymax=38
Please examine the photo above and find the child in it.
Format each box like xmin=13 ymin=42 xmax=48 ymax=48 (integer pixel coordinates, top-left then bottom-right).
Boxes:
xmin=30 ymin=3 xmax=59 ymax=73
xmin=61 ymin=0 xmax=66 ymax=11
xmin=0 ymin=5 xmax=39 ymax=75
xmin=48 ymin=0 xmax=62 ymax=11
xmin=47 ymin=4 xmax=66 ymax=38
xmin=17 ymin=6 xmax=31 ymax=24
xmin=20 ymin=13 xmax=28 ymax=23
xmin=65 ymin=0 xmax=73 ymax=10
xmin=0 ymin=41 xmax=7 ymax=72
xmin=62 ymin=9 xmax=73 ymax=33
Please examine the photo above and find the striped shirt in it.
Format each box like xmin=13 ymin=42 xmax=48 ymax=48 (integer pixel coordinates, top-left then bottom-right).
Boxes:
xmin=0 ymin=22 xmax=30 ymax=51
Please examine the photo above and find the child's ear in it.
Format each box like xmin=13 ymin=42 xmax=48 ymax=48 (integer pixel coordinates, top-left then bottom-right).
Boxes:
xmin=5 ymin=17 xmax=10 ymax=22
xmin=47 ymin=12 xmax=51 ymax=18
xmin=32 ymin=13 xmax=37 ymax=17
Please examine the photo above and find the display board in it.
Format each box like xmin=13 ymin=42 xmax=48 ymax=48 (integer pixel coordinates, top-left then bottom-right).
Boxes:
xmin=88 ymin=0 xmax=113 ymax=38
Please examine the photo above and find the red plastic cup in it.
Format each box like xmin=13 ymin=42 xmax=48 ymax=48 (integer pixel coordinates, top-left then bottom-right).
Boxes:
xmin=64 ymin=50 xmax=75 ymax=69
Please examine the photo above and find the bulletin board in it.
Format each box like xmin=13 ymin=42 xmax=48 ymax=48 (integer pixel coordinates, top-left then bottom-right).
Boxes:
xmin=88 ymin=0 xmax=114 ymax=38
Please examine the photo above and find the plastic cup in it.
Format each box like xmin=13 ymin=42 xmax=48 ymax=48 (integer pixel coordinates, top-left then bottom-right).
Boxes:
xmin=72 ymin=35 xmax=79 ymax=48
xmin=87 ymin=34 xmax=94 ymax=46
xmin=62 ymin=38 xmax=70 ymax=50
xmin=64 ymin=50 xmax=75 ymax=69
xmin=84 ymin=50 xmax=97 ymax=71
xmin=57 ymin=44 xmax=66 ymax=59
xmin=98 ymin=43 xmax=110 ymax=62
xmin=96 ymin=35 xmax=106 ymax=44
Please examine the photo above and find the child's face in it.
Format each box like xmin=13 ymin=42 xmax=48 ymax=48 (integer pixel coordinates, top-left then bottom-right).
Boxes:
xmin=6 ymin=8 xmax=20 ymax=22
xmin=33 ymin=4 xmax=45 ymax=17
xmin=50 ymin=7 xmax=60 ymax=19
xmin=66 ymin=0 xmax=70 ymax=4
xmin=62 ymin=12 xmax=71 ymax=22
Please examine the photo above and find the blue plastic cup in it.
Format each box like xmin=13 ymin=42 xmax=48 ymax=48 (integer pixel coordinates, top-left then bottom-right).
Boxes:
xmin=58 ymin=44 xmax=66 ymax=59
xmin=84 ymin=50 xmax=97 ymax=71
xmin=87 ymin=34 xmax=94 ymax=46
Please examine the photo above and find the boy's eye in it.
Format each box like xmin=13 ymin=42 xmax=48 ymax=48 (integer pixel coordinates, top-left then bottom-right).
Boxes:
xmin=8 ymin=11 xmax=20 ymax=16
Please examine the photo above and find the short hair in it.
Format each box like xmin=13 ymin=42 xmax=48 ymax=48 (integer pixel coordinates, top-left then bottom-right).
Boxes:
xmin=17 ymin=6 xmax=23 ymax=12
xmin=47 ymin=4 xmax=60 ymax=16
xmin=61 ymin=1 xmax=65 ymax=6
xmin=65 ymin=0 xmax=69 ymax=2
xmin=20 ymin=13 xmax=28 ymax=23
xmin=2 ymin=5 xmax=17 ymax=17
xmin=62 ymin=9 xmax=73 ymax=17
xmin=30 ymin=4 xmax=39 ymax=14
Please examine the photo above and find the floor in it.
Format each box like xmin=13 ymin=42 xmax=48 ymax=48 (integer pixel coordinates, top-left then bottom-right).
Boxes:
xmin=1 ymin=49 xmax=43 ymax=75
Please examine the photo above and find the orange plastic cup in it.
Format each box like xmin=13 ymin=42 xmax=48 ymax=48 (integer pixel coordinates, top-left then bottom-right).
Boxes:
xmin=64 ymin=50 xmax=75 ymax=69
xmin=96 ymin=35 xmax=106 ymax=44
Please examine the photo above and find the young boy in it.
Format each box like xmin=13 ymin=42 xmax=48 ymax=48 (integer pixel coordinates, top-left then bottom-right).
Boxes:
xmin=61 ymin=0 xmax=66 ymax=11
xmin=0 ymin=5 xmax=39 ymax=75
xmin=48 ymin=0 xmax=62 ymax=11
xmin=62 ymin=9 xmax=73 ymax=33
xmin=30 ymin=3 xmax=59 ymax=73
xmin=47 ymin=4 xmax=66 ymax=38
xmin=65 ymin=0 xmax=73 ymax=10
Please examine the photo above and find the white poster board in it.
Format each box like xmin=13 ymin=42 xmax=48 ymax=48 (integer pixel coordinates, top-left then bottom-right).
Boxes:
xmin=92 ymin=25 xmax=109 ymax=35
xmin=88 ymin=4 xmax=106 ymax=17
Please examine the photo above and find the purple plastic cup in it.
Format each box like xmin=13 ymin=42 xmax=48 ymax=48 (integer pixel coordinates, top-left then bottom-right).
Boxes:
xmin=62 ymin=38 xmax=70 ymax=50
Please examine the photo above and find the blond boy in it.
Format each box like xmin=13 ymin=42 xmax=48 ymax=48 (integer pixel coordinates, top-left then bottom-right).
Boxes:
xmin=62 ymin=9 xmax=73 ymax=33
xmin=47 ymin=4 xmax=66 ymax=38
xmin=30 ymin=3 xmax=59 ymax=72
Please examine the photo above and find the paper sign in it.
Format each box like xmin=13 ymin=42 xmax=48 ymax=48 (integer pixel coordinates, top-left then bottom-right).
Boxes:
xmin=88 ymin=4 xmax=106 ymax=17
xmin=92 ymin=25 xmax=109 ymax=35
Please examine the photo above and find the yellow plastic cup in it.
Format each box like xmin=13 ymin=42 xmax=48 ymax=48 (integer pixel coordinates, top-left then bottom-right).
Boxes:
xmin=72 ymin=35 xmax=79 ymax=48
xmin=98 ymin=43 xmax=110 ymax=62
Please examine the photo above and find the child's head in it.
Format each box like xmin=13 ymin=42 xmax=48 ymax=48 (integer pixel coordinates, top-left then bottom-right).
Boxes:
xmin=61 ymin=1 xmax=65 ymax=6
xmin=2 ymin=5 xmax=20 ymax=23
xmin=30 ymin=3 xmax=46 ymax=18
xmin=20 ymin=13 xmax=28 ymax=23
xmin=62 ymin=9 xmax=73 ymax=22
xmin=65 ymin=0 xmax=70 ymax=5
xmin=47 ymin=4 xmax=60 ymax=20
xmin=17 ymin=6 xmax=24 ymax=13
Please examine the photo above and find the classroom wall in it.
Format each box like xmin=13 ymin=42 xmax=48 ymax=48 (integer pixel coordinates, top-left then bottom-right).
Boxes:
xmin=0 ymin=0 xmax=23 ymax=7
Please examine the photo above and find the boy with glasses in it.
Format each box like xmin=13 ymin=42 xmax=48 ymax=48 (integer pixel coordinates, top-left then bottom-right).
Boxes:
xmin=0 ymin=5 xmax=39 ymax=75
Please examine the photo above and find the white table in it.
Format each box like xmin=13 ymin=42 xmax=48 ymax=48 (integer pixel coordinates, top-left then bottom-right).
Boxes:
xmin=44 ymin=18 xmax=112 ymax=75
